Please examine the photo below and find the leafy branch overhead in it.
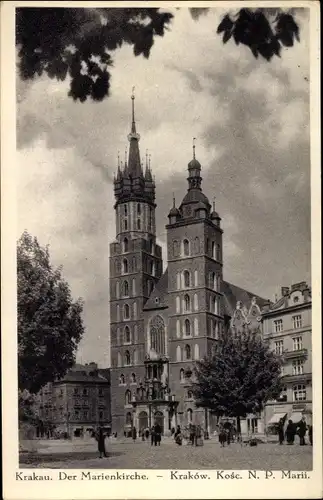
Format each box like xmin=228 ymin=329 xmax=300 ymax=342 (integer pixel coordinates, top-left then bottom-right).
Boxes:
xmin=16 ymin=7 xmax=300 ymax=103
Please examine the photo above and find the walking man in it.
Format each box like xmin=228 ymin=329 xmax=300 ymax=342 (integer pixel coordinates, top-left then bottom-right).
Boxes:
xmin=297 ymin=416 xmax=307 ymax=446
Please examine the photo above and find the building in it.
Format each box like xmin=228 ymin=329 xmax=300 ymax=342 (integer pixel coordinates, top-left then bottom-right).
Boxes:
xmin=35 ymin=363 xmax=111 ymax=437
xmin=109 ymin=94 xmax=269 ymax=437
xmin=262 ymin=282 xmax=312 ymax=431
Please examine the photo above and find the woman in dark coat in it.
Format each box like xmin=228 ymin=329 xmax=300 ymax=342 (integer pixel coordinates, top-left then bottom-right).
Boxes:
xmin=285 ymin=420 xmax=296 ymax=444
xmin=297 ymin=417 xmax=307 ymax=445
xmin=278 ymin=418 xmax=285 ymax=445
xmin=132 ymin=426 xmax=137 ymax=442
xmin=97 ymin=427 xmax=107 ymax=458
xmin=154 ymin=424 xmax=162 ymax=446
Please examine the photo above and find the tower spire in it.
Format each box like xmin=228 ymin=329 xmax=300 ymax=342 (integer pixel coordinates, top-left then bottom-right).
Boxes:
xmin=213 ymin=196 xmax=216 ymax=211
xmin=173 ymin=193 xmax=176 ymax=208
xmin=131 ymin=86 xmax=136 ymax=134
xmin=127 ymin=87 xmax=142 ymax=177
xmin=193 ymin=137 xmax=196 ymax=159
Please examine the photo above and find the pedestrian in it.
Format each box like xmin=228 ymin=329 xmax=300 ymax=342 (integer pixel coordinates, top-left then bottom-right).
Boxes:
xmin=132 ymin=426 xmax=137 ymax=443
xmin=226 ymin=428 xmax=231 ymax=446
xmin=97 ymin=426 xmax=107 ymax=458
xmin=297 ymin=416 xmax=307 ymax=446
xmin=174 ymin=425 xmax=182 ymax=445
xmin=278 ymin=417 xmax=285 ymax=445
xmin=154 ymin=423 xmax=162 ymax=446
xmin=219 ymin=426 xmax=226 ymax=447
xmin=285 ymin=419 xmax=296 ymax=444
xmin=141 ymin=428 xmax=145 ymax=441
xmin=150 ymin=425 xmax=155 ymax=446
xmin=145 ymin=428 xmax=149 ymax=440
xmin=308 ymin=424 xmax=313 ymax=446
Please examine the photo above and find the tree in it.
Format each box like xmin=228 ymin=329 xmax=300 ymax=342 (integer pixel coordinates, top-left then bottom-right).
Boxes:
xmin=16 ymin=7 xmax=300 ymax=103
xmin=192 ymin=327 xmax=282 ymax=433
xmin=17 ymin=231 xmax=84 ymax=394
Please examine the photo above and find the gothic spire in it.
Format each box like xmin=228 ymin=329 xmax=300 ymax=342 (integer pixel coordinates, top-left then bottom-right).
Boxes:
xmin=127 ymin=87 xmax=143 ymax=178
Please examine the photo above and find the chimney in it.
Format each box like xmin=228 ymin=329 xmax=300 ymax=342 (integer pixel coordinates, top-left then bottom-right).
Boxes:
xmin=281 ymin=287 xmax=289 ymax=297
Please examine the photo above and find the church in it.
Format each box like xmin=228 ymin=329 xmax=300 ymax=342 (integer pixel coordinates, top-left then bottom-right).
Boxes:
xmin=109 ymin=94 xmax=268 ymax=436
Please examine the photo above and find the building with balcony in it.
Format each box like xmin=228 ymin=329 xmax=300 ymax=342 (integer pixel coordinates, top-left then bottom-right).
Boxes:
xmin=262 ymin=282 xmax=312 ymax=431
xmin=35 ymin=363 xmax=111 ymax=438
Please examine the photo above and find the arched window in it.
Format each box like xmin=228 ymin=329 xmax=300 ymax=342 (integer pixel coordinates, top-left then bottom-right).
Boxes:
xmin=124 ymin=205 xmax=128 ymax=216
xmin=194 ymin=236 xmax=200 ymax=255
xmin=137 ymin=203 xmax=141 ymax=215
xmin=183 ymin=239 xmax=190 ymax=256
xmin=115 ymin=259 xmax=121 ymax=275
xmin=176 ymin=273 xmax=181 ymax=290
xmin=130 ymin=373 xmax=136 ymax=384
xmin=185 ymin=319 xmax=191 ymax=336
xmin=185 ymin=344 xmax=191 ymax=360
xmin=124 ymin=350 xmax=131 ymax=366
xmin=206 ymin=238 xmax=210 ymax=254
xmin=176 ymin=296 xmax=180 ymax=314
xmin=194 ymin=318 xmax=199 ymax=336
xmin=133 ymin=350 xmax=138 ymax=365
xmin=194 ymin=270 xmax=198 ymax=287
xmin=122 ymin=280 xmax=129 ymax=297
xmin=194 ymin=294 xmax=198 ymax=311
xmin=184 ymin=294 xmax=191 ymax=312
xmin=134 ymin=325 xmax=138 ymax=343
xmin=176 ymin=320 xmax=181 ymax=338
xmin=117 ymin=352 xmax=122 ymax=367
xmin=126 ymin=412 xmax=132 ymax=425
xmin=132 ymin=256 xmax=137 ymax=272
xmin=124 ymin=219 xmax=128 ymax=231
xmin=125 ymin=390 xmax=131 ymax=405
xmin=149 ymin=315 xmax=166 ymax=355
xmin=194 ymin=344 xmax=200 ymax=360
xmin=187 ymin=390 xmax=193 ymax=399
xmin=117 ymin=327 xmax=121 ymax=345
xmin=116 ymin=281 xmax=120 ymax=299
xmin=173 ymin=240 xmax=180 ymax=257
xmin=183 ymin=270 xmax=190 ymax=288
xmin=116 ymin=305 xmax=120 ymax=322
xmin=176 ymin=346 xmax=181 ymax=362
xmin=123 ymin=258 xmax=128 ymax=274
xmin=211 ymin=241 xmax=215 ymax=259
xmin=133 ymin=302 xmax=137 ymax=319
xmin=119 ymin=374 xmax=125 ymax=385
xmin=180 ymin=368 xmax=185 ymax=382
xmin=210 ymin=272 xmax=216 ymax=290
xmin=147 ymin=279 xmax=154 ymax=296
xmin=123 ymin=237 xmax=129 ymax=253
xmin=124 ymin=304 xmax=130 ymax=320
xmin=132 ymin=278 xmax=136 ymax=296
xmin=216 ymin=244 xmax=221 ymax=261
xmin=187 ymin=408 xmax=193 ymax=423
xmin=137 ymin=218 xmax=141 ymax=230
xmin=124 ymin=326 xmax=131 ymax=344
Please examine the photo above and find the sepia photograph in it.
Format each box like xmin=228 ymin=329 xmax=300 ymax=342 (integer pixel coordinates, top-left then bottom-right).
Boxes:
xmin=1 ymin=2 xmax=321 ymax=499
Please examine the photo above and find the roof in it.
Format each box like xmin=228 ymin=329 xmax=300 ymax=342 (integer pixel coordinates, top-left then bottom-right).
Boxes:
xmin=143 ymin=269 xmax=169 ymax=310
xmin=221 ymin=280 xmax=268 ymax=317
xmin=180 ymin=189 xmax=210 ymax=206
xmin=55 ymin=364 xmax=110 ymax=385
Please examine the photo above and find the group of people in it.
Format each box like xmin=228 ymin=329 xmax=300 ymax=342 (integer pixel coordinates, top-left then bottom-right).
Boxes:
xmin=277 ymin=415 xmax=313 ymax=446
xmin=131 ymin=424 xmax=162 ymax=446
xmin=172 ymin=424 xmax=204 ymax=446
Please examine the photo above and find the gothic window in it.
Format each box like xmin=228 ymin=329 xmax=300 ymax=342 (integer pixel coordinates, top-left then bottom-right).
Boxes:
xmin=184 ymin=294 xmax=191 ymax=312
xmin=124 ymin=350 xmax=131 ymax=366
xmin=194 ymin=270 xmax=198 ymax=287
xmin=176 ymin=296 xmax=180 ymax=314
xmin=176 ymin=346 xmax=181 ymax=362
xmin=194 ymin=294 xmax=198 ymax=311
xmin=148 ymin=208 xmax=153 ymax=231
xmin=176 ymin=320 xmax=181 ymax=338
xmin=149 ymin=315 xmax=166 ymax=355
xmin=211 ymin=241 xmax=216 ymax=259
xmin=132 ymin=256 xmax=137 ymax=272
xmin=116 ymin=281 xmax=120 ymax=299
xmin=133 ymin=302 xmax=137 ymax=319
xmin=183 ymin=239 xmax=190 ymax=256
xmin=176 ymin=273 xmax=181 ymax=290
xmin=122 ymin=280 xmax=129 ymax=297
xmin=184 ymin=319 xmax=191 ymax=336
xmin=124 ymin=219 xmax=128 ymax=231
xmin=206 ymin=238 xmax=210 ymax=254
xmin=149 ymin=239 xmax=153 ymax=253
xmin=124 ymin=304 xmax=130 ymax=320
xmin=137 ymin=203 xmax=141 ymax=215
xmin=117 ymin=305 xmax=120 ymax=322
xmin=117 ymin=352 xmax=122 ymax=367
xmin=148 ymin=279 xmax=154 ymax=296
xmin=119 ymin=374 xmax=125 ymax=385
xmin=187 ymin=390 xmax=193 ymax=399
xmin=134 ymin=325 xmax=138 ymax=343
xmin=132 ymin=278 xmax=136 ymax=296
xmin=180 ymin=368 xmax=185 ymax=382
xmin=133 ymin=350 xmax=138 ymax=365
xmin=183 ymin=270 xmax=190 ymax=288
xmin=116 ymin=328 xmax=121 ymax=345
xmin=194 ymin=318 xmax=199 ymax=336
xmin=210 ymin=272 xmax=216 ymax=290
xmin=216 ymin=244 xmax=221 ymax=261
xmin=137 ymin=218 xmax=141 ymax=230
xmin=187 ymin=408 xmax=193 ymax=423
xmin=123 ymin=237 xmax=129 ymax=253
xmin=125 ymin=390 xmax=131 ymax=405
xmin=173 ymin=240 xmax=180 ymax=257
xmin=194 ymin=344 xmax=200 ymax=360
xmin=149 ymin=260 xmax=154 ymax=275
xmin=212 ymin=319 xmax=218 ymax=338
xmin=124 ymin=205 xmax=128 ymax=216
xmin=194 ymin=236 xmax=200 ymax=255
xmin=124 ymin=326 xmax=131 ymax=344
xmin=115 ymin=259 xmax=121 ymax=275
xmin=126 ymin=412 xmax=132 ymax=425
xmin=185 ymin=344 xmax=191 ymax=360
xmin=123 ymin=258 xmax=128 ymax=274
xmin=130 ymin=373 xmax=136 ymax=384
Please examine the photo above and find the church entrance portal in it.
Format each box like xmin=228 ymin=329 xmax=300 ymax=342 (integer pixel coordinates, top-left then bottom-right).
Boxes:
xmin=138 ymin=411 xmax=148 ymax=432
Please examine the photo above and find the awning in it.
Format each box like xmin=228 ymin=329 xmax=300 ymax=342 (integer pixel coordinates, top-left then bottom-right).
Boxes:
xmin=290 ymin=412 xmax=303 ymax=423
xmin=268 ymin=413 xmax=287 ymax=424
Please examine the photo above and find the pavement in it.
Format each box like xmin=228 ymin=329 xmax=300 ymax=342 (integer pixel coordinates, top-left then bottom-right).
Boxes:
xmin=19 ymin=437 xmax=312 ymax=470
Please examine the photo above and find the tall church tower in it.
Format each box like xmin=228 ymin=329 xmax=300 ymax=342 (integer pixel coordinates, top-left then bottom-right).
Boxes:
xmin=166 ymin=141 xmax=224 ymax=428
xmin=109 ymin=92 xmax=163 ymax=434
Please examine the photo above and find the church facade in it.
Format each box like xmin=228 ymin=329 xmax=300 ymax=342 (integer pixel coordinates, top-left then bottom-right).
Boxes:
xmin=109 ymin=95 xmax=267 ymax=436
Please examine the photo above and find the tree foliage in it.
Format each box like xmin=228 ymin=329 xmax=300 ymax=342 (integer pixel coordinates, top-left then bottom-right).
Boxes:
xmin=17 ymin=231 xmax=84 ymax=394
xmin=192 ymin=327 xmax=282 ymax=431
xmin=16 ymin=7 xmax=300 ymax=103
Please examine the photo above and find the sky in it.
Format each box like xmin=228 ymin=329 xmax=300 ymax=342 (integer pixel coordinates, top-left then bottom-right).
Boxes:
xmin=16 ymin=7 xmax=311 ymax=367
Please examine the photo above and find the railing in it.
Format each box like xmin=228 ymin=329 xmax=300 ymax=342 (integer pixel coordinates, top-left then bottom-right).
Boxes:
xmin=283 ymin=348 xmax=308 ymax=360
